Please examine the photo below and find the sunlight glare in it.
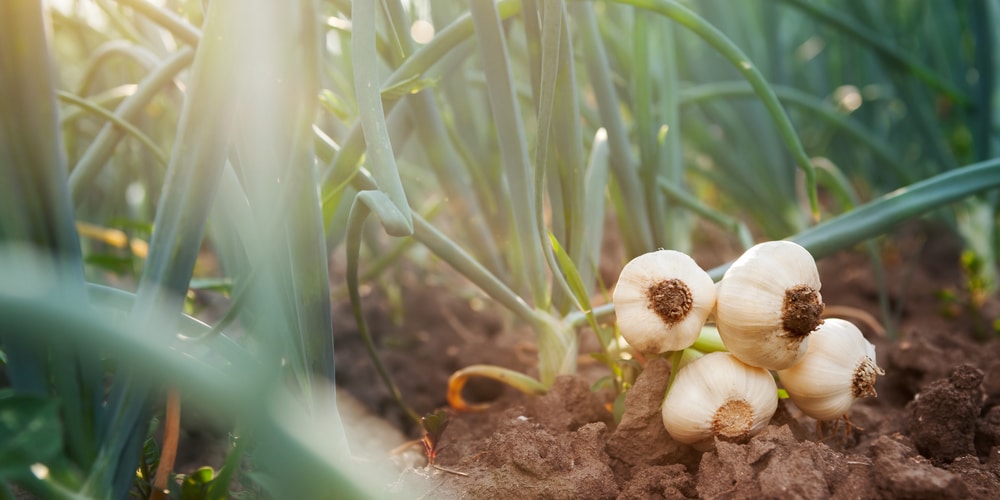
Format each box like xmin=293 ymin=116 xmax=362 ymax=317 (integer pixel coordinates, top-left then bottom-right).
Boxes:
xmin=410 ymin=19 xmax=435 ymax=44
xmin=834 ymin=85 xmax=862 ymax=113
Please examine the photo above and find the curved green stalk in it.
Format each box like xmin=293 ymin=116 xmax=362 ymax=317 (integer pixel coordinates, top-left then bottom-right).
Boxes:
xmin=447 ymin=364 xmax=548 ymax=412
xmin=381 ymin=0 xmax=504 ymax=275
xmin=68 ymin=47 xmax=194 ymax=202
xmin=114 ymin=0 xmax=201 ymax=45
xmin=344 ymin=193 xmax=422 ymax=426
xmin=350 ymin=0 xmax=412 ymax=237
xmin=321 ymin=0 xmax=524 ymax=198
xmin=75 ymin=41 xmax=159 ymax=96
xmin=777 ymin=0 xmax=970 ymax=106
xmin=589 ymin=0 xmax=820 ymax=219
xmin=590 ymin=158 xmax=1000 ymax=320
xmin=678 ymin=81 xmax=908 ymax=183
xmin=812 ymin=161 xmax=894 ymax=336
xmin=56 ymin=90 xmax=168 ymax=167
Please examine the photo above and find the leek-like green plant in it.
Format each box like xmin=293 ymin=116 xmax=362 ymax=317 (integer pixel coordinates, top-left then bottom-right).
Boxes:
xmin=5 ymin=0 xmax=1000 ymax=496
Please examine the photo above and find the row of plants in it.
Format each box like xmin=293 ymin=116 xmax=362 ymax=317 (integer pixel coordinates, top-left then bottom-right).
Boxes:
xmin=1 ymin=0 xmax=998 ymax=497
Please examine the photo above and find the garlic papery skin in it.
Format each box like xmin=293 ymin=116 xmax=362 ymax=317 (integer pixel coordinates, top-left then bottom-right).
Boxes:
xmin=777 ymin=318 xmax=885 ymax=421
xmin=661 ymin=352 xmax=778 ymax=451
xmin=613 ymin=250 xmax=717 ymax=354
xmin=715 ymin=240 xmax=825 ymax=370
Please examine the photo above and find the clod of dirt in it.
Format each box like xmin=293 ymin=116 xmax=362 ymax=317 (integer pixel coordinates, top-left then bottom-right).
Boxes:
xmin=943 ymin=455 xmax=1000 ymax=499
xmin=870 ymin=434 xmax=970 ymax=499
xmin=906 ymin=364 xmax=985 ymax=463
xmin=443 ymin=418 xmax=619 ymax=499
xmin=695 ymin=424 xmax=876 ymax=499
xmin=605 ymin=357 xmax=700 ymax=480
xmin=525 ymin=375 xmax=614 ymax=432
xmin=976 ymin=405 xmax=1000 ymax=458
xmin=616 ymin=464 xmax=696 ymax=499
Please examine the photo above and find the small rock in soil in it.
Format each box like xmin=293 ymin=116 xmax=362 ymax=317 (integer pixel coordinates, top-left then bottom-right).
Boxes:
xmin=871 ymin=434 xmax=969 ymax=499
xmin=906 ymin=364 xmax=985 ymax=463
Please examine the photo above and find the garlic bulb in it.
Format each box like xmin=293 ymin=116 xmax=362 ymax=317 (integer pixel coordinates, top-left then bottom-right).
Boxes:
xmin=613 ymin=250 xmax=717 ymax=354
xmin=661 ymin=352 xmax=778 ymax=450
xmin=715 ymin=240 xmax=824 ymax=370
xmin=777 ymin=318 xmax=884 ymax=421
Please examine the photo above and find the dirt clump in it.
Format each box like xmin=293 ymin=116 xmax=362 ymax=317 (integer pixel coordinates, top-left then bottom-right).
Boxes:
xmin=439 ymin=416 xmax=620 ymax=499
xmin=605 ymin=357 xmax=699 ymax=479
xmin=330 ymin=226 xmax=1000 ymax=499
xmin=906 ymin=364 xmax=985 ymax=463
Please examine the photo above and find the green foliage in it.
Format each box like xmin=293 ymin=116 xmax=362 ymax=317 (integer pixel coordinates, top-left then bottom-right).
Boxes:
xmin=3 ymin=0 xmax=1000 ymax=497
xmin=0 ymin=390 xmax=63 ymax=479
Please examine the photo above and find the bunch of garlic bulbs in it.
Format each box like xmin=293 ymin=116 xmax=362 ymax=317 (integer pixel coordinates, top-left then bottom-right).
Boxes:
xmin=612 ymin=241 xmax=884 ymax=449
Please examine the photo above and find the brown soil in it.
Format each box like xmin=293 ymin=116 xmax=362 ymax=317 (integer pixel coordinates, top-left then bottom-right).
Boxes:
xmin=324 ymin=222 xmax=1000 ymax=498
xmin=293 ymin=222 xmax=1000 ymax=498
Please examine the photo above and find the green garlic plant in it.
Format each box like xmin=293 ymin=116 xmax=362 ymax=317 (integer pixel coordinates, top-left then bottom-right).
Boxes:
xmin=3 ymin=0 xmax=1000 ymax=496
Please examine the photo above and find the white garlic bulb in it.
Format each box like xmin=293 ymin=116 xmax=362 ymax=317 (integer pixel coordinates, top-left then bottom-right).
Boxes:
xmin=715 ymin=240 xmax=825 ymax=370
xmin=661 ymin=352 xmax=778 ymax=450
xmin=777 ymin=318 xmax=884 ymax=421
xmin=613 ymin=250 xmax=717 ymax=354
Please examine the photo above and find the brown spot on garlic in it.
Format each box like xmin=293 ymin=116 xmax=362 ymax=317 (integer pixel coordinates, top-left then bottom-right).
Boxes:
xmin=612 ymin=250 xmax=717 ymax=353
xmin=647 ymin=278 xmax=693 ymax=327
xmin=781 ymin=284 xmax=824 ymax=338
xmin=851 ymin=357 xmax=885 ymax=399
xmin=711 ymin=398 xmax=754 ymax=442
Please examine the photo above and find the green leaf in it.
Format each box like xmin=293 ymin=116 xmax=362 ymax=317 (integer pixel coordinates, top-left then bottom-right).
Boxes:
xmin=0 ymin=390 xmax=63 ymax=479
xmin=181 ymin=466 xmax=216 ymax=499
xmin=187 ymin=277 xmax=234 ymax=294
xmin=84 ymin=254 xmax=135 ymax=275
xmin=549 ymin=234 xmax=591 ymax=315
xmin=380 ymin=74 xmax=439 ymax=100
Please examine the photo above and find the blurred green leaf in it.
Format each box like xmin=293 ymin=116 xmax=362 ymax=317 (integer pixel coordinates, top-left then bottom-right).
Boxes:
xmin=0 ymin=390 xmax=63 ymax=479
xmin=181 ymin=466 xmax=216 ymax=499
xmin=188 ymin=277 xmax=234 ymax=294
